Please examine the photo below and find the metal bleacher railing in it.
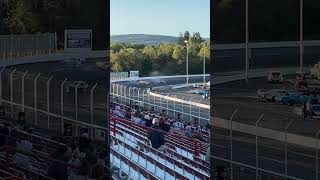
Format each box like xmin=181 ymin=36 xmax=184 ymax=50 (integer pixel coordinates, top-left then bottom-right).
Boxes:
xmin=110 ymin=115 xmax=210 ymax=180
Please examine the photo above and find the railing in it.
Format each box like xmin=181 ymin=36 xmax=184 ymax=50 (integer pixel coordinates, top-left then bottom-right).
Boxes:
xmin=0 ymin=33 xmax=56 ymax=60
xmin=110 ymin=84 xmax=210 ymax=126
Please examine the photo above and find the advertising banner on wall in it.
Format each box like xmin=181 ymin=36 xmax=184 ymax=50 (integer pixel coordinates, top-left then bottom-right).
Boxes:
xmin=64 ymin=29 xmax=92 ymax=51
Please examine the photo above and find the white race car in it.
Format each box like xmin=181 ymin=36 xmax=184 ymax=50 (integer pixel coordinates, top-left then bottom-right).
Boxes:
xmin=66 ymin=81 xmax=89 ymax=93
xmin=263 ymin=89 xmax=290 ymax=102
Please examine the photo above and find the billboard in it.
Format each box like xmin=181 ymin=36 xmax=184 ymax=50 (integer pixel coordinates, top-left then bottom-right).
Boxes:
xmin=130 ymin=71 xmax=139 ymax=80
xmin=64 ymin=29 xmax=92 ymax=51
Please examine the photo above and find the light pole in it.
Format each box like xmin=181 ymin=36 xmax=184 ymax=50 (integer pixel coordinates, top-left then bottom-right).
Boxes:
xmin=245 ymin=0 xmax=249 ymax=83
xmin=299 ymin=0 xmax=304 ymax=73
xmin=185 ymin=40 xmax=189 ymax=84
xmin=203 ymin=43 xmax=206 ymax=84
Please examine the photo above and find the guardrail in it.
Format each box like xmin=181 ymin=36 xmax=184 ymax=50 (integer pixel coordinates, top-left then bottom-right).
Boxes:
xmin=111 ymin=74 xmax=209 ymax=83
xmin=0 ymin=50 xmax=109 ymax=68
xmin=212 ymin=40 xmax=320 ymax=50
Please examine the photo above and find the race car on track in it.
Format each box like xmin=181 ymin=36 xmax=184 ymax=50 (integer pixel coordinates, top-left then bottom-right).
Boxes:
xmin=310 ymin=104 xmax=320 ymax=119
xmin=138 ymin=79 xmax=165 ymax=85
xmin=66 ymin=81 xmax=89 ymax=93
xmin=280 ymin=92 xmax=310 ymax=106
xmin=258 ymin=89 xmax=290 ymax=102
xmin=192 ymin=89 xmax=209 ymax=95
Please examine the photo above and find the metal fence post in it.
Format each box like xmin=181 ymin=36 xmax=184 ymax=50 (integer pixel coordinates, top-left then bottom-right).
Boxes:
xmin=10 ymin=34 xmax=13 ymax=59
xmin=316 ymin=129 xmax=320 ymax=180
xmin=112 ymin=83 xmax=115 ymax=95
xmin=34 ymin=73 xmax=40 ymax=125
xmin=230 ymin=109 xmax=238 ymax=180
xmin=255 ymin=114 xmax=264 ymax=180
xmin=181 ymin=96 xmax=184 ymax=120
xmin=31 ymin=34 xmax=34 ymax=56
xmin=137 ymin=88 xmax=140 ymax=104
xmin=128 ymin=87 xmax=131 ymax=103
xmin=284 ymin=119 xmax=294 ymax=180
xmin=123 ymin=86 xmax=127 ymax=104
xmin=173 ymin=95 xmax=176 ymax=118
xmin=189 ymin=97 xmax=193 ymax=122
xmin=60 ymin=78 xmax=67 ymax=134
xmin=119 ymin=84 xmax=123 ymax=102
xmin=166 ymin=94 xmax=169 ymax=115
xmin=90 ymin=83 xmax=98 ymax=138
xmin=153 ymin=94 xmax=156 ymax=111
xmin=142 ymin=90 xmax=145 ymax=106
xmin=116 ymin=84 xmax=119 ymax=97
xmin=48 ymin=33 xmax=51 ymax=55
xmin=75 ymin=82 xmax=81 ymax=137
xmin=160 ymin=92 xmax=163 ymax=112
xmin=9 ymin=69 xmax=16 ymax=119
xmin=47 ymin=75 xmax=54 ymax=129
xmin=21 ymin=70 xmax=28 ymax=112
xmin=0 ymin=67 xmax=6 ymax=106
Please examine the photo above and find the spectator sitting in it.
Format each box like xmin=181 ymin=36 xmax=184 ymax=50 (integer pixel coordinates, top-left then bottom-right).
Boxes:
xmin=0 ymin=123 xmax=10 ymax=147
xmin=184 ymin=126 xmax=193 ymax=138
xmin=113 ymin=106 xmax=125 ymax=118
xmin=13 ymin=134 xmax=33 ymax=170
xmin=147 ymin=118 xmax=166 ymax=152
xmin=192 ymin=128 xmax=208 ymax=143
xmin=47 ymin=145 xmax=69 ymax=180
xmin=144 ymin=114 xmax=152 ymax=127
xmin=68 ymin=148 xmax=81 ymax=178
xmin=159 ymin=118 xmax=170 ymax=132
xmin=79 ymin=133 xmax=91 ymax=153
xmin=90 ymin=164 xmax=105 ymax=180
xmin=134 ymin=114 xmax=145 ymax=125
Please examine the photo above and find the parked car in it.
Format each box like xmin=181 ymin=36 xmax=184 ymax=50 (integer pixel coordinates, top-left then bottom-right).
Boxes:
xmin=267 ymin=71 xmax=283 ymax=83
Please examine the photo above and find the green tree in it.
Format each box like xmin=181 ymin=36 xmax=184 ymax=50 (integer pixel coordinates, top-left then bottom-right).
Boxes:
xmin=177 ymin=32 xmax=185 ymax=45
xmin=110 ymin=43 xmax=124 ymax=53
xmin=172 ymin=45 xmax=186 ymax=64
xmin=184 ymin=31 xmax=190 ymax=41
xmin=198 ymin=42 xmax=210 ymax=60
xmin=4 ymin=0 xmax=41 ymax=33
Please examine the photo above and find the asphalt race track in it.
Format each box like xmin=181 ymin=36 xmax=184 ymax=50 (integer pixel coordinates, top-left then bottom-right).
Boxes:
xmin=212 ymin=75 xmax=319 ymax=179
xmin=1 ymin=59 xmax=108 ymax=135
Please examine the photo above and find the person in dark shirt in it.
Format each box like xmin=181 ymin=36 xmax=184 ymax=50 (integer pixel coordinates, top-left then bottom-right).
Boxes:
xmin=47 ymin=146 xmax=69 ymax=180
xmin=0 ymin=124 xmax=10 ymax=147
xmin=147 ymin=118 xmax=166 ymax=152
xmin=78 ymin=133 xmax=91 ymax=153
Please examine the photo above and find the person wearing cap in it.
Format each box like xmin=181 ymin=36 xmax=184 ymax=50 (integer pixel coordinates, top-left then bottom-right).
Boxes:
xmin=147 ymin=118 xmax=166 ymax=152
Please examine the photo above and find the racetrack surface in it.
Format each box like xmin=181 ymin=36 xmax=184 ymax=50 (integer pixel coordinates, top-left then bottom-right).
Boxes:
xmin=1 ymin=59 xmax=108 ymax=135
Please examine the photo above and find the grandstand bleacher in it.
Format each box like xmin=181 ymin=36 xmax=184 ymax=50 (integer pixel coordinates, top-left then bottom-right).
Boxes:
xmin=110 ymin=97 xmax=210 ymax=180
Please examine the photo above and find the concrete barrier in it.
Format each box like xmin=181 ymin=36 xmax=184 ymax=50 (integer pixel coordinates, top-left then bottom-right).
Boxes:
xmin=214 ymin=117 xmax=318 ymax=149
xmin=148 ymin=92 xmax=210 ymax=109
xmin=213 ymin=40 xmax=320 ymax=50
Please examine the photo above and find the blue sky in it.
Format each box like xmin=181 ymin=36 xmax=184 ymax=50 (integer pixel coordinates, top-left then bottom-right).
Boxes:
xmin=110 ymin=0 xmax=210 ymax=38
